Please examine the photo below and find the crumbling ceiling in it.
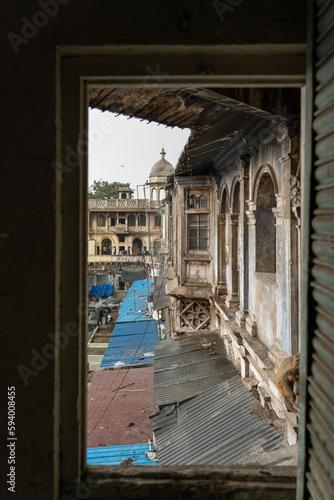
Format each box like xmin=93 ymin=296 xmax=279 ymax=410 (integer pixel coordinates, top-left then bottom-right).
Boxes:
xmin=89 ymin=87 xmax=300 ymax=176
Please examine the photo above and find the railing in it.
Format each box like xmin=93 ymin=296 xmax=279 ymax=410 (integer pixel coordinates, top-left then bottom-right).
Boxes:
xmin=88 ymin=255 xmax=150 ymax=263
xmin=88 ymin=199 xmax=160 ymax=209
xmin=113 ymin=224 xmax=128 ymax=232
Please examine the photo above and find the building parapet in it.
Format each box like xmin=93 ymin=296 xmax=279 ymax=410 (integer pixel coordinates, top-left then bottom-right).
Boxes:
xmin=88 ymin=199 xmax=160 ymax=209
xmin=88 ymin=255 xmax=149 ymax=264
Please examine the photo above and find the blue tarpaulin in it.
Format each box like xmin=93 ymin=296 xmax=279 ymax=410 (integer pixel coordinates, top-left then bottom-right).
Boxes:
xmin=90 ymin=284 xmax=114 ymax=298
xmin=99 ymin=279 xmax=160 ymax=369
xmin=87 ymin=443 xmax=158 ymax=466
xmin=100 ymin=329 xmax=158 ymax=368
xmin=117 ymin=279 xmax=154 ymax=323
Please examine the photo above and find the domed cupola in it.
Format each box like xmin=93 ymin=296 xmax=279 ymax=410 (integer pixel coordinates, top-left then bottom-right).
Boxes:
xmin=150 ymin=148 xmax=174 ymax=177
xmin=149 ymin=148 xmax=174 ymax=202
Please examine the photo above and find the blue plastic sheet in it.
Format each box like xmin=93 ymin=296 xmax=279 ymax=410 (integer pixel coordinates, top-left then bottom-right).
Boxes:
xmin=89 ymin=284 xmax=114 ymax=298
xmin=87 ymin=443 xmax=158 ymax=466
xmin=117 ymin=279 xmax=154 ymax=323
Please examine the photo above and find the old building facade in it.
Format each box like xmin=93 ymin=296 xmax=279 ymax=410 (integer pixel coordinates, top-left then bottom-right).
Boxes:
xmin=5 ymin=0 xmax=334 ymax=497
xmin=88 ymin=149 xmax=173 ymax=264
xmin=160 ymin=96 xmax=301 ymax=439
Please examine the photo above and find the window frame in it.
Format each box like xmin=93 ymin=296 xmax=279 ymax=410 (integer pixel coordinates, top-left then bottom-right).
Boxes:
xmin=56 ymin=46 xmax=307 ymax=497
xmin=97 ymin=214 xmax=106 ymax=226
xmin=187 ymin=212 xmax=209 ymax=251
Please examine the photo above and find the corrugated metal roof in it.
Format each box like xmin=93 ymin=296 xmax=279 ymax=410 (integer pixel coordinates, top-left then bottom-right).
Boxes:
xmin=150 ymin=376 xmax=284 ymax=466
xmin=100 ymin=320 xmax=159 ymax=368
xmin=117 ymin=279 xmax=154 ymax=323
xmin=87 ymin=443 xmax=158 ymax=466
xmin=110 ymin=320 xmax=159 ymax=337
xmin=152 ymin=333 xmax=239 ymax=406
xmin=100 ymin=281 xmax=161 ymax=368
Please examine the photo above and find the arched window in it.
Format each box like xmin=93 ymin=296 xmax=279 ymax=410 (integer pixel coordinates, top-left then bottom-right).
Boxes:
xmin=188 ymin=194 xmax=197 ymax=208
xmin=152 ymin=188 xmax=157 ymax=201
xmin=97 ymin=214 xmax=105 ymax=226
xmin=128 ymin=215 xmax=136 ymax=226
xmin=188 ymin=193 xmax=209 ymax=209
xmin=160 ymin=188 xmax=165 ymax=200
xmin=199 ymin=194 xmax=208 ymax=208
xmin=255 ymin=172 xmax=276 ymax=273
xmin=139 ymin=214 xmax=146 ymax=226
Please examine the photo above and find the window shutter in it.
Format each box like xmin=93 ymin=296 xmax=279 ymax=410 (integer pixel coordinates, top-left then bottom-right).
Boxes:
xmin=305 ymin=1 xmax=334 ymax=498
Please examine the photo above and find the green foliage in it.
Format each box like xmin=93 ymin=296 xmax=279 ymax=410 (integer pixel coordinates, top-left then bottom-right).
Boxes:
xmin=88 ymin=180 xmax=131 ymax=199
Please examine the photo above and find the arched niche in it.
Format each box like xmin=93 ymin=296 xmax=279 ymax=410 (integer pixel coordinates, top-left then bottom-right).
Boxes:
xmin=128 ymin=214 xmax=136 ymax=226
xmin=132 ymin=238 xmax=143 ymax=255
xmin=97 ymin=214 xmax=106 ymax=226
xmin=228 ymin=178 xmax=241 ymax=305
xmin=218 ymin=186 xmax=229 ymax=290
xmin=139 ymin=214 xmax=146 ymax=226
xmin=255 ymin=171 xmax=276 ymax=273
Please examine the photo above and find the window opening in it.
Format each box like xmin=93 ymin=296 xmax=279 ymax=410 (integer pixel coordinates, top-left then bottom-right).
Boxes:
xmin=255 ymin=172 xmax=276 ymax=273
xmin=188 ymin=213 xmax=209 ymax=251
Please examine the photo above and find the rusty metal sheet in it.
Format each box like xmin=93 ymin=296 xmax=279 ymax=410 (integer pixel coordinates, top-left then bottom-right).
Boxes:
xmin=152 ymin=333 xmax=238 ymax=406
xmin=151 ymin=376 xmax=284 ymax=466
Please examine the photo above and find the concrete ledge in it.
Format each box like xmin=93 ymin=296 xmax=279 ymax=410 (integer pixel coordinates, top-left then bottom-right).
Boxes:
xmin=63 ymin=465 xmax=297 ymax=500
xmin=213 ymin=300 xmax=298 ymax=444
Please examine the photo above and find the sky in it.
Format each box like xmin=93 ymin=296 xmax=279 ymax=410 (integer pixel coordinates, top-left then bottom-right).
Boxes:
xmin=88 ymin=108 xmax=191 ymax=193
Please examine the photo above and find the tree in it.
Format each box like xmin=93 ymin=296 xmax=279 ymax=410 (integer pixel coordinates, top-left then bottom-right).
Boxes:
xmin=88 ymin=180 xmax=131 ymax=199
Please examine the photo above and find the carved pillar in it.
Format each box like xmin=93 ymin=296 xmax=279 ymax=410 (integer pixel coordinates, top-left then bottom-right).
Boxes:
xmin=290 ymin=175 xmax=301 ymax=354
xmin=236 ymin=158 xmax=250 ymax=328
xmin=226 ymin=213 xmax=239 ymax=308
xmin=272 ymin=194 xmax=284 ymax=353
xmin=245 ymin=202 xmax=257 ymax=337
xmin=216 ymin=213 xmax=227 ymax=295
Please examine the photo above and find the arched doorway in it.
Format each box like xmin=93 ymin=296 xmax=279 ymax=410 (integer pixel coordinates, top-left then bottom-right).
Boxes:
xmin=132 ymin=238 xmax=142 ymax=255
xmin=227 ymin=180 xmax=240 ymax=308
xmin=101 ymin=238 xmax=112 ymax=254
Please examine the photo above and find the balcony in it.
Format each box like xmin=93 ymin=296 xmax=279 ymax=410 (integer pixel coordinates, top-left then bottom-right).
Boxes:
xmin=88 ymin=255 xmax=151 ymax=264
xmin=113 ymin=223 xmax=128 ymax=233
xmin=88 ymin=199 xmax=160 ymax=209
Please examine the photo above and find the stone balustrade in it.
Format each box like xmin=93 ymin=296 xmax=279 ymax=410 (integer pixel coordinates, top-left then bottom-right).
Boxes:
xmin=88 ymin=199 xmax=160 ymax=209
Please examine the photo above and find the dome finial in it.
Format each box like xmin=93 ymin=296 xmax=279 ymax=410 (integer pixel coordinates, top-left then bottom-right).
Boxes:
xmin=160 ymin=146 xmax=166 ymax=159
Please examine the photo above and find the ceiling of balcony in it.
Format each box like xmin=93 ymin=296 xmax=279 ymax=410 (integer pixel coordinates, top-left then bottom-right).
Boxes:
xmin=89 ymin=88 xmax=300 ymax=176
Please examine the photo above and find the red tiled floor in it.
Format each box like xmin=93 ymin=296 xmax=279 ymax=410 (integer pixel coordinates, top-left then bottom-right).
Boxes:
xmin=87 ymin=367 xmax=159 ymax=448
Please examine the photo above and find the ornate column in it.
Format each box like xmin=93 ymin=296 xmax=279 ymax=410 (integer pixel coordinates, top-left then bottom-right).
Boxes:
xmin=216 ymin=213 xmax=227 ymax=295
xmin=245 ymin=202 xmax=257 ymax=337
xmin=290 ymin=174 xmax=301 ymax=354
xmin=226 ymin=213 xmax=240 ymax=308
xmin=236 ymin=157 xmax=250 ymax=328
xmin=272 ymin=194 xmax=284 ymax=354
